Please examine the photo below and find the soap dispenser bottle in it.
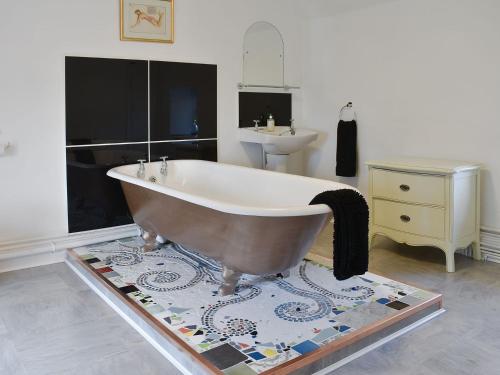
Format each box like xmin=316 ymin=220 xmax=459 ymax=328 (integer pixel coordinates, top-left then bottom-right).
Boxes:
xmin=267 ymin=113 xmax=275 ymax=131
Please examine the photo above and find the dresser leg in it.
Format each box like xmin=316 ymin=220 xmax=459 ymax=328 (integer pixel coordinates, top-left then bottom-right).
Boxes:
xmin=445 ymin=249 xmax=456 ymax=272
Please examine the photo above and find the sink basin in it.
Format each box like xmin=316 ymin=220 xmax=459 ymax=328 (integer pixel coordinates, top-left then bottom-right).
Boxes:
xmin=239 ymin=126 xmax=318 ymax=155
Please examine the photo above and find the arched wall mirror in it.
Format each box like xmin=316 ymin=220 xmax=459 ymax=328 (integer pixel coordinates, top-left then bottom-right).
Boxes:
xmin=242 ymin=21 xmax=284 ymax=87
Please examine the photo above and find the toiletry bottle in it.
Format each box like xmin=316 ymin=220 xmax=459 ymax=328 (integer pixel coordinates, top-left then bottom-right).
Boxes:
xmin=267 ymin=113 xmax=275 ymax=131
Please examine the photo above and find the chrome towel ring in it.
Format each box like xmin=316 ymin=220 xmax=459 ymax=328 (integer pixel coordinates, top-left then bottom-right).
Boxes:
xmin=339 ymin=102 xmax=357 ymax=121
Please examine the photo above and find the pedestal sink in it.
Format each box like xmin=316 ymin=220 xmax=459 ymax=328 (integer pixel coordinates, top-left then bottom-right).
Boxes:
xmin=239 ymin=126 xmax=318 ymax=172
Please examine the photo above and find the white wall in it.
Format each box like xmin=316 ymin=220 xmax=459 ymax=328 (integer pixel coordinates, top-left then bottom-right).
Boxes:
xmin=0 ymin=0 xmax=303 ymax=243
xmin=4 ymin=0 xmax=500 ymax=244
xmin=302 ymin=0 xmax=500 ymax=230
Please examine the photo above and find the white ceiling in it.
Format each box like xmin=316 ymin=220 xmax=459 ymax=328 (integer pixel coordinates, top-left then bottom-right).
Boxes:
xmin=300 ymin=0 xmax=402 ymax=18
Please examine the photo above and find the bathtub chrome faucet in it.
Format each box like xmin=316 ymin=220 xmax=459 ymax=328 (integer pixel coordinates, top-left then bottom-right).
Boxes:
xmin=137 ymin=159 xmax=146 ymax=178
xmin=160 ymin=156 xmax=168 ymax=176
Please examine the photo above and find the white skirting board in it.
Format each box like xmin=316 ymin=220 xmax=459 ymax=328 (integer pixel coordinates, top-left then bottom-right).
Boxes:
xmin=454 ymin=227 xmax=500 ymax=262
xmin=480 ymin=227 xmax=500 ymax=263
xmin=0 ymin=224 xmax=139 ymax=273
xmin=1 ymin=225 xmax=499 ymax=273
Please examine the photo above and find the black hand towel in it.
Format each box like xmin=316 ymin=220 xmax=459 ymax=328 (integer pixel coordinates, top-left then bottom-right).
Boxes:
xmin=310 ymin=189 xmax=369 ymax=280
xmin=336 ymin=120 xmax=357 ymax=177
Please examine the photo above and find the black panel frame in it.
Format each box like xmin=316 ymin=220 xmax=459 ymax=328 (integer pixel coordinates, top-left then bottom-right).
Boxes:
xmin=65 ymin=56 xmax=148 ymax=146
xmin=150 ymin=60 xmax=217 ymax=141
xmin=66 ymin=144 xmax=148 ymax=233
xmin=150 ymin=140 xmax=217 ymax=163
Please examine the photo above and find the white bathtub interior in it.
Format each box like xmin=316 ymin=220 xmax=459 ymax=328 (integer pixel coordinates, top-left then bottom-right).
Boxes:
xmin=108 ymin=160 xmax=357 ymax=217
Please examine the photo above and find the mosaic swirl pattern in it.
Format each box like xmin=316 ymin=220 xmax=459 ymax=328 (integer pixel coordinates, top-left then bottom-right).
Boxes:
xmin=274 ymin=279 xmax=334 ymax=322
xmin=201 ymin=285 xmax=261 ymax=337
xmin=154 ymin=270 xmax=181 ymax=283
xmin=105 ymin=251 xmax=143 ymax=266
xmin=137 ymin=255 xmax=204 ymax=292
xmin=299 ymin=262 xmax=374 ymax=301
xmin=173 ymin=243 xmax=222 ymax=272
xmin=173 ymin=248 xmax=264 ymax=338
xmin=90 ymin=242 xmax=144 ymax=266
xmin=221 ymin=318 xmax=257 ymax=337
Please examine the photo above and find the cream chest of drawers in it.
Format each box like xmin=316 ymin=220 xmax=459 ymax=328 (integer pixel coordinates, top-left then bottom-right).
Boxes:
xmin=367 ymin=158 xmax=481 ymax=272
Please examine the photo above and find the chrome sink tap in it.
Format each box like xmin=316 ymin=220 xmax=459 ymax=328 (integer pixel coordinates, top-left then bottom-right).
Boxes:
xmin=137 ymin=159 xmax=146 ymax=178
xmin=160 ymin=156 xmax=169 ymax=176
xmin=253 ymin=119 xmax=260 ymax=131
xmin=278 ymin=119 xmax=296 ymax=136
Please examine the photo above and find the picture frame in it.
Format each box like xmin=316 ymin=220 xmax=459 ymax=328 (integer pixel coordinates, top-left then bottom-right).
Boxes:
xmin=120 ymin=0 xmax=174 ymax=43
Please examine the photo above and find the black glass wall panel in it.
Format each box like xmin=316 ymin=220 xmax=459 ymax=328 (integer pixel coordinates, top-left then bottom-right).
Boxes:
xmin=150 ymin=140 xmax=217 ymax=162
xmin=66 ymin=144 xmax=147 ymax=232
xmin=239 ymin=92 xmax=292 ymax=128
xmin=66 ymin=57 xmax=148 ymax=145
xmin=150 ymin=61 xmax=217 ymax=140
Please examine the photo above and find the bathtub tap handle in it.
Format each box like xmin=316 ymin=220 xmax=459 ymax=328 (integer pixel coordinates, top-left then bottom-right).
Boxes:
xmin=160 ymin=156 xmax=169 ymax=176
xmin=137 ymin=159 xmax=146 ymax=178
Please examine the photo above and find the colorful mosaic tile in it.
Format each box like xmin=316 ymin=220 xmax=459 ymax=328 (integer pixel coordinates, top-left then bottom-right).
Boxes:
xmin=386 ymin=300 xmax=410 ymax=310
xmin=74 ymin=237 xmax=439 ymax=374
xmin=292 ymin=340 xmax=320 ymax=355
xmin=201 ymin=343 xmax=248 ymax=370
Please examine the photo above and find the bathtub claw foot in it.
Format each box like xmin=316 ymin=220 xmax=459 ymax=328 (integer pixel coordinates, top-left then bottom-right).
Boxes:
xmin=218 ymin=266 xmax=242 ymax=296
xmin=277 ymin=270 xmax=290 ymax=279
xmin=155 ymin=235 xmax=172 ymax=245
xmin=139 ymin=227 xmax=160 ymax=252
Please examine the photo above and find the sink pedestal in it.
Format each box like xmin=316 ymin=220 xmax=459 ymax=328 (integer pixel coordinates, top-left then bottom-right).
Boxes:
xmin=265 ymin=154 xmax=288 ymax=172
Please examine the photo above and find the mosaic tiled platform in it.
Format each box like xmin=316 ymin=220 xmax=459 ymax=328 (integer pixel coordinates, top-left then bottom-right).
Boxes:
xmin=68 ymin=237 xmax=442 ymax=375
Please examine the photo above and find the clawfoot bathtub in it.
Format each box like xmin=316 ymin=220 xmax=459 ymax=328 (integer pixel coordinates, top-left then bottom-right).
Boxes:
xmin=108 ymin=160 xmax=354 ymax=295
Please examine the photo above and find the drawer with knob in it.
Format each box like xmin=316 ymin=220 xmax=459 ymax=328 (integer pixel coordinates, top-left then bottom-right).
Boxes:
xmin=373 ymin=199 xmax=445 ymax=239
xmin=371 ymin=169 xmax=445 ymax=206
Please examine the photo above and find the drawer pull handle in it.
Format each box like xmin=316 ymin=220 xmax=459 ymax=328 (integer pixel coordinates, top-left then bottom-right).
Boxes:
xmin=399 ymin=184 xmax=410 ymax=192
xmin=400 ymin=215 xmax=411 ymax=223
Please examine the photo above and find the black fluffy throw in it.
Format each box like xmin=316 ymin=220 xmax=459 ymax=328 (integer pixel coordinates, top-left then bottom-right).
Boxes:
xmin=310 ymin=189 xmax=369 ymax=280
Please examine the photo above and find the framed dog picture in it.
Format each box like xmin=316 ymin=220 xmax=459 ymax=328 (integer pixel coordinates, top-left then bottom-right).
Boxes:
xmin=120 ymin=0 xmax=174 ymax=43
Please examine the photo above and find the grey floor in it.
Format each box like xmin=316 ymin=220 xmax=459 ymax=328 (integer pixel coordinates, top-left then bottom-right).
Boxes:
xmin=1 ymin=237 xmax=500 ymax=375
